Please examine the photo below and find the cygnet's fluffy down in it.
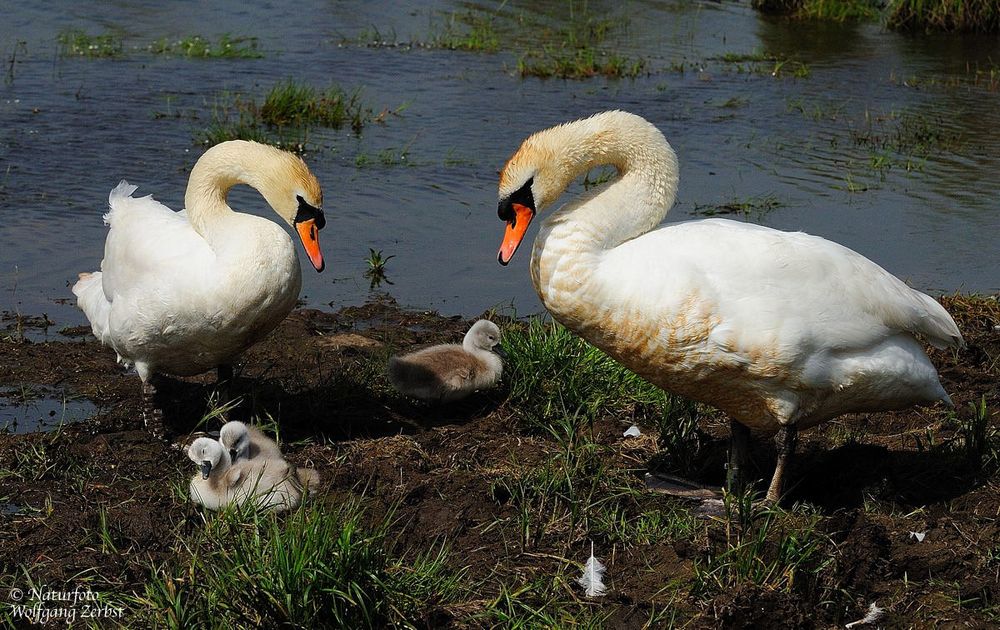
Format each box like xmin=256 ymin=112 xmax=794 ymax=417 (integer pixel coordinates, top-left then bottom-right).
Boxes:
xmin=219 ymin=420 xmax=283 ymax=462
xmin=388 ymin=319 xmax=504 ymax=403
xmin=187 ymin=437 xmax=319 ymax=512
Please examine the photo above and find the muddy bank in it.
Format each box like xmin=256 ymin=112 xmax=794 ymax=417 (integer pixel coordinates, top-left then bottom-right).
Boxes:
xmin=1 ymin=294 xmax=998 ymax=627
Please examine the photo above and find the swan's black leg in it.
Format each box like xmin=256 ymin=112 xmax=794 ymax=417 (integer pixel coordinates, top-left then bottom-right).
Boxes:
xmin=141 ymin=378 xmax=166 ymax=440
xmin=765 ymin=425 xmax=797 ymax=503
xmin=727 ymin=419 xmax=751 ymax=495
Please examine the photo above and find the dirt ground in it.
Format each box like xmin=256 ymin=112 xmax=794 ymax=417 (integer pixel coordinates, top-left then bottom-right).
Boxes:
xmin=1 ymin=294 xmax=998 ymax=628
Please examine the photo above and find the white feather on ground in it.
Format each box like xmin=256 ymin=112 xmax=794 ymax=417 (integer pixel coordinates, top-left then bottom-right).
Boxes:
xmin=577 ymin=541 xmax=607 ymax=597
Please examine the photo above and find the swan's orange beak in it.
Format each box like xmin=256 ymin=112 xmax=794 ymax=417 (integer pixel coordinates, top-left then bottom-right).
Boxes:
xmin=296 ymin=219 xmax=325 ymax=272
xmin=498 ymin=203 xmax=534 ymax=266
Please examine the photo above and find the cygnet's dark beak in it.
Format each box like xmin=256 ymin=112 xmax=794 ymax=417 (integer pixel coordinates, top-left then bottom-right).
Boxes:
xmin=200 ymin=460 xmax=213 ymax=479
xmin=494 ymin=346 xmax=509 ymax=360
xmin=229 ymin=448 xmax=238 ymax=462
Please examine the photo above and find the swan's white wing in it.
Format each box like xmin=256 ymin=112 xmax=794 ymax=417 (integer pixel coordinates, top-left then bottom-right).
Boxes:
xmin=100 ymin=181 xmax=216 ymax=302
xmin=602 ymin=218 xmax=962 ymax=356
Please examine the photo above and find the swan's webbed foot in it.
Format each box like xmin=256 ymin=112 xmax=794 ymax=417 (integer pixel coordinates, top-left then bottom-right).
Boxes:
xmin=765 ymin=424 xmax=798 ymax=503
xmin=141 ymin=379 xmax=166 ymax=440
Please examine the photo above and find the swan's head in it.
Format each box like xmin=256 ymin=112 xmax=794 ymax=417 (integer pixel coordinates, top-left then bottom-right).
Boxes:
xmin=196 ymin=140 xmax=327 ymax=273
xmin=188 ymin=437 xmax=226 ymax=479
xmin=218 ymin=421 xmax=250 ymax=462
xmin=464 ymin=319 xmax=502 ymax=353
xmin=495 ymin=120 xmax=584 ymax=265
xmin=264 ymin=149 xmax=326 ymax=273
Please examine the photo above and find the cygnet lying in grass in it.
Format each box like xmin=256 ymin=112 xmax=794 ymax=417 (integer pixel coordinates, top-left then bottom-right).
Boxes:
xmin=219 ymin=420 xmax=283 ymax=462
xmin=388 ymin=319 xmax=504 ymax=403
xmin=187 ymin=437 xmax=319 ymax=512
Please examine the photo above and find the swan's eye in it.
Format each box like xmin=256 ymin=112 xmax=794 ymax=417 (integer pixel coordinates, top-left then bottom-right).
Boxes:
xmin=498 ymin=177 xmax=535 ymax=221
xmin=295 ymin=195 xmax=326 ymax=229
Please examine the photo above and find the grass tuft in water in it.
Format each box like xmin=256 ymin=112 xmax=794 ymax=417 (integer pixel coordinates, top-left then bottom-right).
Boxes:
xmin=518 ymin=47 xmax=645 ymax=79
xmin=57 ymin=28 xmax=125 ymax=58
xmin=430 ymin=10 xmax=502 ymax=51
xmin=130 ymin=500 xmax=460 ymax=629
xmin=198 ymin=81 xmax=385 ymax=149
xmin=148 ymin=34 xmax=262 ymax=59
xmin=887 ymin=0 xmax=1000 ymax=32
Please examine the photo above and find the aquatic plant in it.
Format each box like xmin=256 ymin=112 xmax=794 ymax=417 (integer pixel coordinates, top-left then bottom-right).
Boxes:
xmin=56 ymin=28 xmax=124 ymax=58
xmin=887 ymin=0 xmax=1000 ymax=32
xmin=753 ymin=0 xmax=1000 ymax=31
xmin=197 ymin=81 xmax=385 ymax=148
xmin=148 ymin=34 xmax=262 ymax=59
xmin=430 ymin=10 xmax=501 ymax=51
xmin=518 ymin=47 xmax=645 ymax=79
xmin=364 ymin=248 xmax=395 ymax=288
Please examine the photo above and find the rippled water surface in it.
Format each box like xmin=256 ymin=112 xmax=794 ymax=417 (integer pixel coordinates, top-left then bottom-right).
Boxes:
xmin=1 ymin=1 xmax=998 ymax=327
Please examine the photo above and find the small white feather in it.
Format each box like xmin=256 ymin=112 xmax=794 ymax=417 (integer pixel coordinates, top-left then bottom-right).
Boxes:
xmin=577 ymin=541 xmax=607 ymax=597
xmin=845 ymin=602 xmax=884 ymax=628
xmin=623 ymin=425 xmax=642 ymax=438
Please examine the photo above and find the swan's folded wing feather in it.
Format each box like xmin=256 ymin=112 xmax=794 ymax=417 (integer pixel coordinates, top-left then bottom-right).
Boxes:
xmin=604 ymin=219 xmax=963 ymax=362
xmin=100 ymin=181 xmax=216 ymax=303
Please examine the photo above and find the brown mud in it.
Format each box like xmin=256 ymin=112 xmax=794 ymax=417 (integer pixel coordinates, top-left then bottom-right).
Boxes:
xmin=1 ymin=294 xmax=998 ymax=628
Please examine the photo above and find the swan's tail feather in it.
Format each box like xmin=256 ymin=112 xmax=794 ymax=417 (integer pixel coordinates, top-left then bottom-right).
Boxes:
xmin=104 ymin=180 xmax=140 ymax=225
xmin=72 ymin=271 xmax=111 ymax=343
xmin=912 ymin=292 xmax=964 ymax=350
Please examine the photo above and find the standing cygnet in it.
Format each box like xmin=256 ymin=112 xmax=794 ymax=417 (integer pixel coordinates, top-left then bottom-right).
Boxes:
xmin=219 ymin=420 xmax=283 ymax=462
xmin=187 ymin=437 xmax=319 ymax=512
xmin=388 ymin=320 xmax=504 ymax=403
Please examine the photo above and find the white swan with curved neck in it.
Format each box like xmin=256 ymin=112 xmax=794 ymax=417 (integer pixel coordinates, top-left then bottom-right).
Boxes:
xmin=495 ymin=111 xmax=963 ymax=501
xmin=73 ymin=141 xmax=327 ymax=436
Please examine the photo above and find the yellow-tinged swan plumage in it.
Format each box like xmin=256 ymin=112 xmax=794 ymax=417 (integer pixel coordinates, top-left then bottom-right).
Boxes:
xmin=495 ymin=111 xmax=963 ymax=500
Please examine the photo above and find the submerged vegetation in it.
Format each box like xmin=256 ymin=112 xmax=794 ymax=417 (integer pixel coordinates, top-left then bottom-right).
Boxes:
xmin=57 ymin=29 xmax=263 ymax=59
xmin=148 ymin=35 xmax=262 ymax=59
xmin=57 ymin=28 xmax=125 ymax=58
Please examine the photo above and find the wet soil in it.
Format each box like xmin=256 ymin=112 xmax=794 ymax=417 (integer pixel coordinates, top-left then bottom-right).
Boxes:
xmin=1 ymin=294 xmax=998 ymax=628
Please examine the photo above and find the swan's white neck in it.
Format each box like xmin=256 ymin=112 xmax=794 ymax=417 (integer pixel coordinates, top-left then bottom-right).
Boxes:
xmin=184 ymin=141 xmax=287 ymax=236
xmin=528 ymin=112 xmax=679 ymax=315
xmin=546 ymin=113 xmax=678 ymax=248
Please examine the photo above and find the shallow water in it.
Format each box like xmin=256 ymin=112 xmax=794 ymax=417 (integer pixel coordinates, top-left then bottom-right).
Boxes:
xmin=0 ymin=386 xmax=96 ymax=434
xmin=1 ymin=1 xmax=998 ymax=329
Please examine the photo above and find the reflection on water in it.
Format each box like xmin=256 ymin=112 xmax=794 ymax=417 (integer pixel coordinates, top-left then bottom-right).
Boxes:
xmin=1 ymin=0 xmax=997 ymax=328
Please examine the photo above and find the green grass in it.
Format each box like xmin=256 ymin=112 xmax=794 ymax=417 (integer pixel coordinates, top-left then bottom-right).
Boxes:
xmin=691 ymin=491 xmax=833 ymax=597
xmin=148 ymin=34 xmax=262 ymax=59
xmin=430 ymin=10 xmax=502 ymax=51
xmin=518 ymin=47 xmax=645 ymax=79
xmin=364 ymin=248 xmax=395 ymax=289
xmin=887 ymin=0 xmax=1000 ymax=32
xmin=56 ymin=28 xmax=124 ymax=58
xmin=753 ymin=0 xmax=1000 ymax=32
xmin=129 ymin=500 xmax=460 ymax=629
xmin=499 ymin=318 xmax=679 ymax=433
xmin=198 ymin=81 xmax=384 ymax=149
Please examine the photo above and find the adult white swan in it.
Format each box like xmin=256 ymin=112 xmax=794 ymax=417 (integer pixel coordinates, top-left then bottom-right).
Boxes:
xmin=73 ymin=140 xmax=326 ymax=438
xmin=495 ymin=111 xmax=963 ymax=501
